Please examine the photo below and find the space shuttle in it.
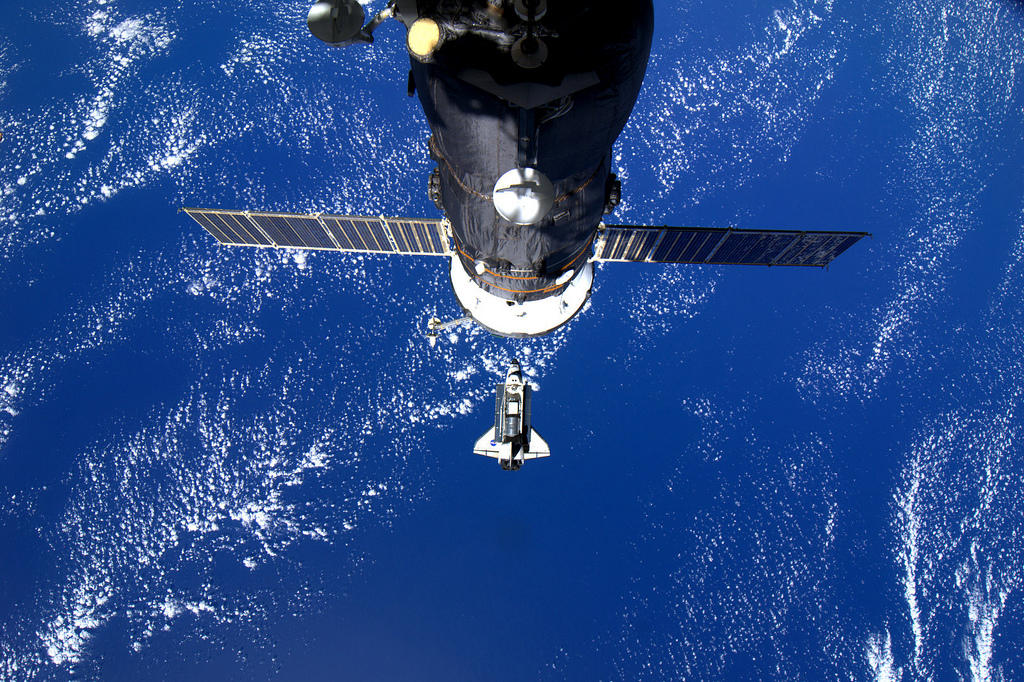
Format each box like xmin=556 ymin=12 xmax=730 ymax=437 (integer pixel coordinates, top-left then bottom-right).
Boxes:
xmin=473 ymin=359 xmax=549 ymax=470
xmin=182 ymin=0 xmax=868 ymax=341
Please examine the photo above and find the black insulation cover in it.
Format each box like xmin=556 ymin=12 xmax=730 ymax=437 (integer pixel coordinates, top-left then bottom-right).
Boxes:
xmin=409 ymin=0 xmax=653 ymax=300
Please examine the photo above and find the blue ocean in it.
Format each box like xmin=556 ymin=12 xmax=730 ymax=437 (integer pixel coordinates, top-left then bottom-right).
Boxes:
xmin=2 ymin=0 xmax=1023 ymax=679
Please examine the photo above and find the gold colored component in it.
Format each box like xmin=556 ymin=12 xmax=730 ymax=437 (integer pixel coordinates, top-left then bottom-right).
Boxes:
xmin=407 ymin=18 xmax=441 ymax=59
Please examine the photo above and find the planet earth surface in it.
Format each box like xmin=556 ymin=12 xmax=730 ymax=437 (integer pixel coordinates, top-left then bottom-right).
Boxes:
xmin=2 ymin=0 xmax=1024 ymax=679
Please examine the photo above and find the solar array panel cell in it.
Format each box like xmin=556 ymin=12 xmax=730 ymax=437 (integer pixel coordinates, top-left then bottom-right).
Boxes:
xmin=185 ymin=209 xmax=273 ymax=246
xmin=389 ymin=219 xmax=447 ymax=254
xmin=713 ymin=231 xmax=796 ymax=265
xmin=184 ymin=208 xmax=452 ymax=256
xmin=250 ymin=213 xmax=336 ymax=250
xmin=321 ymin=216 xmax=395 ymax=252
xmin=600 ymin=227 xmax=660 ymax=261
xmin=651 ymin=229 xmax=725 ymax=263
xmin=595 ymin=225 xmax=868 ymax=267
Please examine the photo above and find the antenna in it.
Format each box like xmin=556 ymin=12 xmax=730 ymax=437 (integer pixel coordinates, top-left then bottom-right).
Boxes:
xmin=307 ymin=0 xmax=395 ymax=47
xmin=426 ymin=316 xmax=473 ymax=347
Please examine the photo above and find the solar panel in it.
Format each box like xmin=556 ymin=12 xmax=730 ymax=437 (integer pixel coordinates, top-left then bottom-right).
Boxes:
xmin=185 ymin=209 xmax=274 ymax=246
xmin=182 ymin=208 xmax=452 ymax=256
xmin=388 ymin=218 xmax=448 ymax=255
xmin=594 ymin=225 xmax=869 ymax=267
xmin=599 ymin=226 xmax=661 ymax=261
xmin=319 ymin=215 xmax=395 ymax=252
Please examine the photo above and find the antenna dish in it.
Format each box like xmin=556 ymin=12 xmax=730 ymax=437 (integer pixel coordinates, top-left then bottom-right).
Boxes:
xmin=307 ymin=0 xmax=366 ymax=46
xmin=492 ymin=168 xmax=554 ymax=225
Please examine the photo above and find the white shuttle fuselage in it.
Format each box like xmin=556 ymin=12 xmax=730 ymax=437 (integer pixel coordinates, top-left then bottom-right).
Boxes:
xmin=473 ymin=359 xmax=550 ymax=470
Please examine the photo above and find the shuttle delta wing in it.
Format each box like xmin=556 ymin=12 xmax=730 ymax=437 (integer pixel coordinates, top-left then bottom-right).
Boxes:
xmin=473 ymin=430 xmax=504 ymax=459
xmin=525 ymin=429 xmax=550 ymax=459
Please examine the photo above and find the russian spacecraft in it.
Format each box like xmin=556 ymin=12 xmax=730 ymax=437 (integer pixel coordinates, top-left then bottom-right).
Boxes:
xmin=182 ymin=0 xmax=868 ymax=339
